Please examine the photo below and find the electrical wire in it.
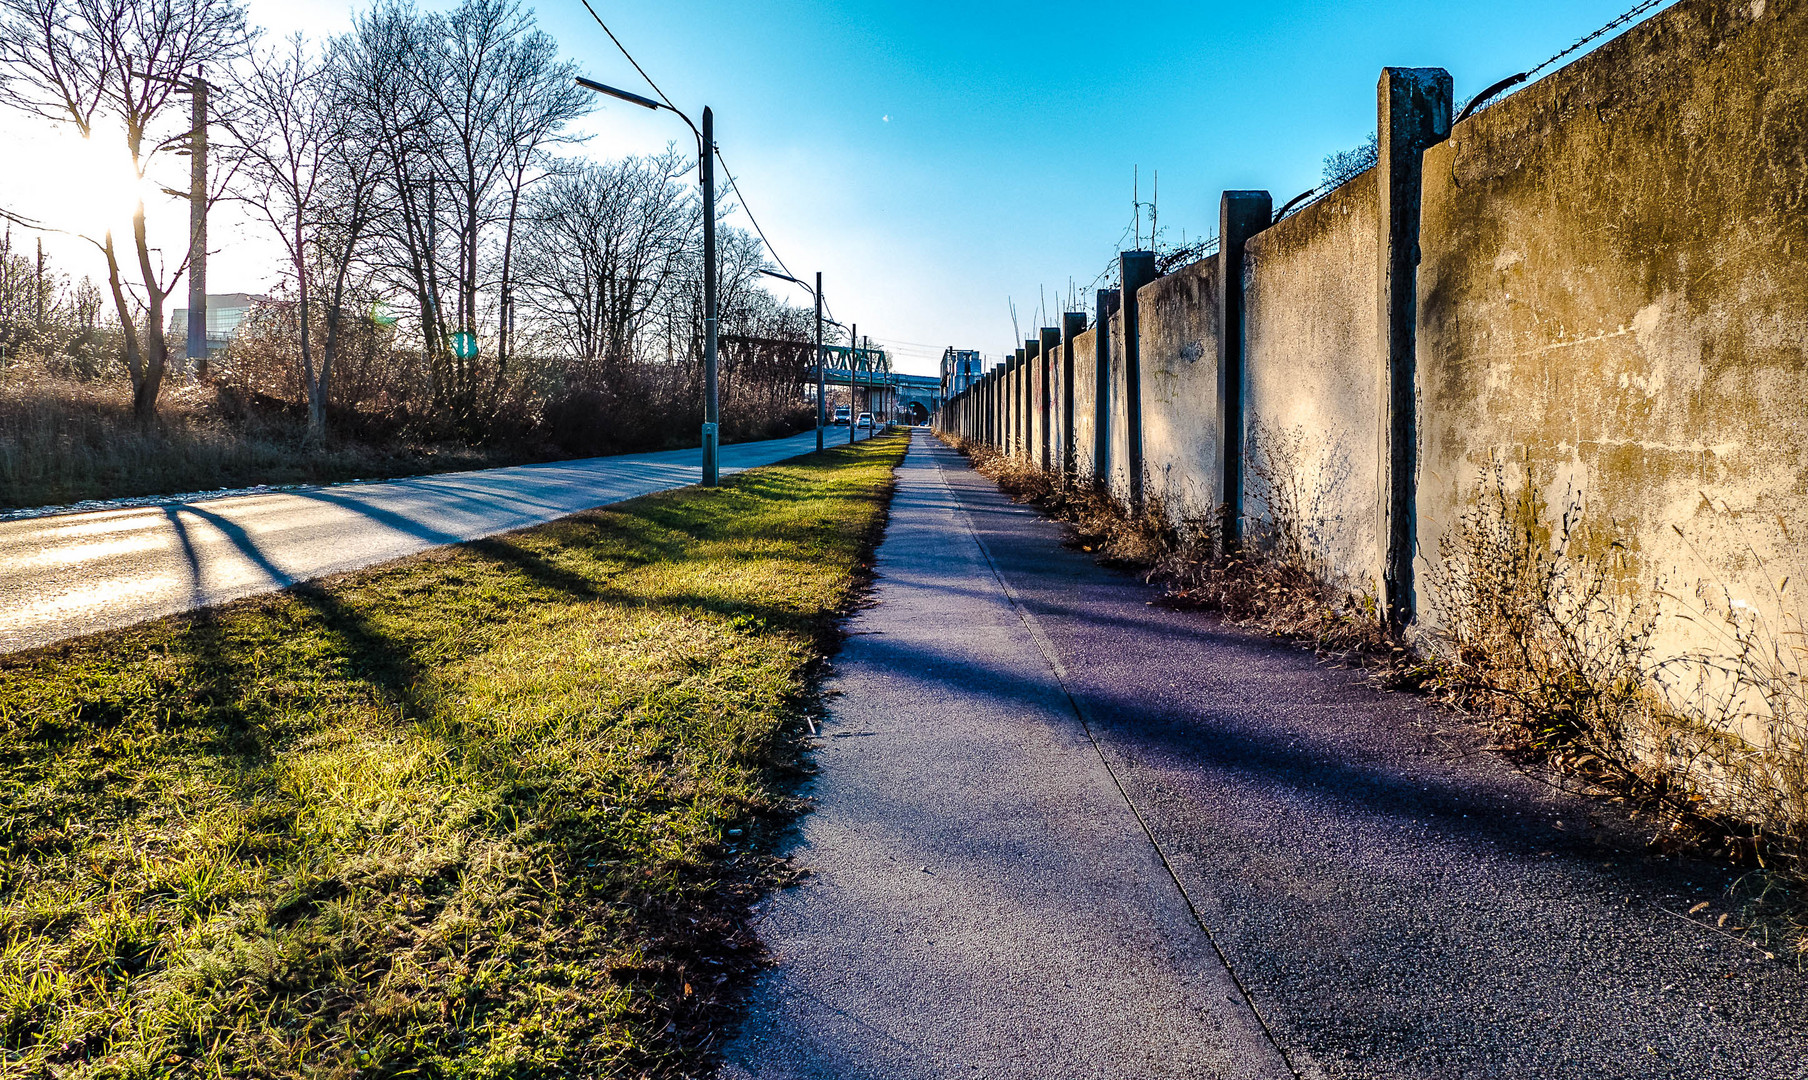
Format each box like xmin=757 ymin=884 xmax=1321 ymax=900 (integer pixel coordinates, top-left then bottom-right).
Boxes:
xmin=713 ymin=147 xmax=804 ymax=291
xmin=577 ymin=0 xmax=678 ymax=113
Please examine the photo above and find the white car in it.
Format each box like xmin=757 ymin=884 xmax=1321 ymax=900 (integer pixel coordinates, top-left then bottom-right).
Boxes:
xmin=856 ymin=412 xmax=875 ymax=430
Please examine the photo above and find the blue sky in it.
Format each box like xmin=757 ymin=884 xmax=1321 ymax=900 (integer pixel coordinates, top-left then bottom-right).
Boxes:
xmin=0 ymin=0 xmax=1677 ymax=375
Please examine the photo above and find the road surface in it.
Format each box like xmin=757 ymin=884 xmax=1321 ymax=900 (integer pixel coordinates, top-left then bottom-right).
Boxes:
xmin=724 ymin=432 xmax=1808 ymax=1079
xmin=1 ymin=426 xmax=877 ymax=654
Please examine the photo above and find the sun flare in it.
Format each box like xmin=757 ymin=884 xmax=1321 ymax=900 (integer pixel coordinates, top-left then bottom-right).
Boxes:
xmin=13 ymin=118 xmax=159 ymax=240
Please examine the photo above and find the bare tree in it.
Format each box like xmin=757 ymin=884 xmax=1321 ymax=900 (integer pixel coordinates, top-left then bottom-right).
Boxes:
xmin=1322 ymin=131 xmax=1378 ymax=189
xmin=517 ymin=150 xmax=695 ymax=379
xmin=229 ymin=33 xmax=383 ymax=441
xmin=0 ymin=0 xmax=252 ymax=421
xmin=335 ymin=0 xmax=586 ymax=436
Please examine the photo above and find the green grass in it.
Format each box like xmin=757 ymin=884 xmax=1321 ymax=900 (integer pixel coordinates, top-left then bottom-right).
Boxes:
xmin=0 ymin=432 xmax=907 ymax=1078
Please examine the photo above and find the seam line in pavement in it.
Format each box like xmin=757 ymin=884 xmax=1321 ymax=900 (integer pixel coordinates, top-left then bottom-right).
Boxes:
xmin=930 ymin=447 xmax=1305 ymax=1080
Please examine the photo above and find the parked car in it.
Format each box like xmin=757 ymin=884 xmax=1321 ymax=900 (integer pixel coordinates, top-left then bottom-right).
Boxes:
xmin=832 ymin=406 xmax=851 ymax=426
xmin=856 ymin=412 xmax=874 ymax=430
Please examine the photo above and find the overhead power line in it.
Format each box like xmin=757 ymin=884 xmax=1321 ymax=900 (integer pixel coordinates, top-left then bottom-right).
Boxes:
xmin=577 ymin=0 xmax=678 ymax=113
xmin=576 ymin=0 xmax=824 ymax=320
xmin=712 ymin=148 xmax=802 ymax=289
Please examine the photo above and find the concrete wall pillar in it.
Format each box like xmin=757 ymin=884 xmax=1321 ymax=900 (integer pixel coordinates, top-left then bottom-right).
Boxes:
xmin=1216 ymin=190 xmax=1272 ymax=552
xmin=1062 ymin=312 xmax=1085 ymax=481
xmin=1020 ymin=341 xmax=1037 ymax=460
xmin=1093 ymin=289 xmax=1119 ymax=487
xmin=991 ymin=366 xmax=1003 ymax=447
xmin=1039 ymin=327 xmax=1059 ymax=471
xmin=1376 ymin=66 xmax=1452 ymax=631
xmin=1120 ymin=251 xmax=1157 ymax=511
xmin=981 ymin=374 xmax=990 ymax=446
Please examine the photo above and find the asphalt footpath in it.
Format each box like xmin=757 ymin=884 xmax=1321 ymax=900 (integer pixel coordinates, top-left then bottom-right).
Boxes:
xmin=721 ymin=431 xmax=1808 ymax=1080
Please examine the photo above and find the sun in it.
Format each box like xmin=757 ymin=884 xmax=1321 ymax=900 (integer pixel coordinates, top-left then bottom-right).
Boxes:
xmin=3 ymin=116 xmax=158 ymax=241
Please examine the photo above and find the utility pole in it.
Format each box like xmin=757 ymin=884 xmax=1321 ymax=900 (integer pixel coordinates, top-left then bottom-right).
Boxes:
xmin=184 ymin=73 xmax=208 ymax=375
xmin=574 ymin=76 xmax=720 ymax=486
xmin=34 ymin=237 xmax=44 ymax=326
xmin=815 ymin=271 xmax=825 ymax=452
xmin=849 ymin=322 xmax=857 ymax=445
xmin=701 ymin=107 xmax=720 ymax=486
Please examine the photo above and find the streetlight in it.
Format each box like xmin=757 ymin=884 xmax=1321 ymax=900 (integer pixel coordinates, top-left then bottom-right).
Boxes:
xmin=758 ymin=268 xmax=825 ymax=452
xmin=576 ymin=75 xmax=720 ymax=486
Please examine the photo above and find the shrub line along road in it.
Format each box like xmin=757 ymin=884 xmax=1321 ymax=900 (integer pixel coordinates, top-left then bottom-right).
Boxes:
xmin=0 ymin=426 xmax=879 ymax=654
xmin=723 ymin=432 xmax=1808 ymax=1080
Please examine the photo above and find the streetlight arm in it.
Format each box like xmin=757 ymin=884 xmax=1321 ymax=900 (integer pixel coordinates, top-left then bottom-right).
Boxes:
xmin=575 ymin=76 xmax=661 ymax=110
xmin=575 ymin=75 xmax=702 ymax=145
xmin=757 ymin=268 xmax=812 ymax=295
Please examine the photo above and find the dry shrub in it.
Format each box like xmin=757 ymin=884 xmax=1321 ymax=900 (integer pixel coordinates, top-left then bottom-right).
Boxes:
xmin=1163 ymin=424 xmax=1388 ymax=657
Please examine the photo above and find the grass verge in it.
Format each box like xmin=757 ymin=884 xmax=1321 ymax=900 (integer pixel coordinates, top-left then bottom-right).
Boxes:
xmin=0 ymin=430 xmax=907 ymax=1077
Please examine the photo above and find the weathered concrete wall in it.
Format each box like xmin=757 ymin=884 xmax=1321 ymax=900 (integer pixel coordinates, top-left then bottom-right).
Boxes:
xmin=1071 ymin=327 xmax=1100 ymax=480
xmin=1055 ymin=334 xmax=1063 ymax=473
xmin=938 ymin=0 xmax=1808 ymax=660
xmin=1416 ymin=0 xmax=1808 ymax=647
xmin=1244 ymin=171 xmax=1383 ymax=593
xmin=1137 ymin=258 xmax=1222 ymax=523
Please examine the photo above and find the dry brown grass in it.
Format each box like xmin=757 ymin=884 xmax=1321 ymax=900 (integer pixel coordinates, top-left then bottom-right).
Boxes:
xmin=1427 ymin=464 xmax=1808 ymax=955
xmin=0 ymin=366 xmax=531 ymax=511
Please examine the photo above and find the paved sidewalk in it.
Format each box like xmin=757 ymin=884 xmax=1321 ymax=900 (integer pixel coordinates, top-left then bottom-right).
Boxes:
xmin=721 ymin=432 xmax=1291 ymax=1079
xmin=726 ymin=432 xmax=1808 ymax=1079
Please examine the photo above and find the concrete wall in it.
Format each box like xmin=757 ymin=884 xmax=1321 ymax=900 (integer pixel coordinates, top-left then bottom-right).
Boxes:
xmin=1049 ymin=336 xmax=1066 ymax=476
xmin=1243 ymin=171 xmax=1382 ymax=592
xmin=937 ymin=0 xmax=1807 ymax=650
xmin=1137 ymin=258 xmax=1222 ymax=523
xmin=1416 ymin=0 xmax=1808 ymax=646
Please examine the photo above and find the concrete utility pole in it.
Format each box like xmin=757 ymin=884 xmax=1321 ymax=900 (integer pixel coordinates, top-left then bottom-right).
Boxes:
xmin=185 ymin=73 xmax=207 ymax=374
xmin=701 ymin=106 xmax=719 ymax=486
xmin=815 ymin=272 xmax=824 ymax=451
xmin=755 ymin=267 xmax=826 ymax=451
xmin=848 ymin=323 xmax=857 ymax=445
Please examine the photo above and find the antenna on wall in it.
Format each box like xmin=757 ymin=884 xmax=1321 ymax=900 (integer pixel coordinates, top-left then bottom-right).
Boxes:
xmin=1151 ymin=170 xmax=1158 ymax=255
xmin=1132 ymin=165 xmax=1140 ymax=249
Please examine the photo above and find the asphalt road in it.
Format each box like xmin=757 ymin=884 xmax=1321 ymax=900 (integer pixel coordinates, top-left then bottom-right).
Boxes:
xmin=0 ymin=426 xmax=877 ymax=654
xmin=725 ymin=432 xmax=1808 ymax=1079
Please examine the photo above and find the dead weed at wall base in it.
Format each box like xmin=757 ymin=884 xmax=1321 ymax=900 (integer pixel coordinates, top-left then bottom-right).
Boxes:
xmin=1431 ymin=464 xmax=1808 ymax=953
xmin=943 ymin=433 xmax=1808 ymax=956
xmin=946 ymin=434 xmax=1390 ymax=657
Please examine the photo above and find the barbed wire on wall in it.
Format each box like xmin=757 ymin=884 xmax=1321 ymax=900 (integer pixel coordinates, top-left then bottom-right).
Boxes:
xmin=1524 ymin=0 xmax=1675 ymax=82
xmin=1271 ymin=0 xmax=1680 ymax=229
